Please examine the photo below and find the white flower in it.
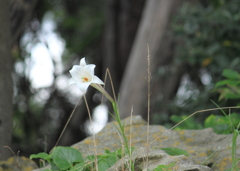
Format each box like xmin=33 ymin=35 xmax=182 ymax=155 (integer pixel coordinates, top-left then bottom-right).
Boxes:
xmin=69 ymin=58 xmax=104 ymax=94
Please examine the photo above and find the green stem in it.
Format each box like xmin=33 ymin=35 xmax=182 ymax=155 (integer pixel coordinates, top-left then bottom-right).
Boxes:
xmin=92 ymin=84 xmax=129 ymax=154
xmin=231 ymin=129 xmax=239 ymax=171
xmin=112 ymin=102 xmax=130 ymax=157
xmin=92 ymin=83 xmax=133 ymax=170
xmin=91 ymin=83 xmax=114 ymax=103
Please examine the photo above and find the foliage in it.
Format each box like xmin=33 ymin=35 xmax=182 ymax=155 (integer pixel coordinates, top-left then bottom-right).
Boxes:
xmin=170 ymin=112 xmax=240 ymax=134
xmin=30 ymin=64 xmax=240 ymax=171
xmin=169 ymin=67 xmax=240 ymax=169
xmin=31 ymin=55 xmax=136 ymax=170
xmin=47 ymin=0 xmax=105 ymax=55
xmin=30 ymin=146 xmax=123 ymax=171
xmin=170 ymin=115 xmax=203 ymax=130
xmin=164 ymin=0 xmax=240 ymax=126
xmin=207 ymin=69 xmax=240 ymax=134
xmin=230 ymin=129 xmax=240 ymax=171
xmin=90 ymin=149 xmax=122 ymax=171
xmin=31 ymin=146 xmax=190 ymax=171
xmin=211 ymin=69 xmax=240 ymax=171
xmin=31 ymin=147 xmax=84 ymax=171
xmin=170 ymin=68 xmax=240 ymax=134
xmin=12 ymin=1 xmax=240 ymax=169
xmin=213 ymin=69 xmax=240 ymax=101
xmin=204 ymin=113 xmax=240 ymax=134
xmin=173 ymin=0 xmax=240 ymax=73
xmin=12 ymin=0 xmax=106 ymax=156
xmin=160 ymin=148 xmax=188 ymax=156
xmin=152 ymin=163 xmax=175 ymax=171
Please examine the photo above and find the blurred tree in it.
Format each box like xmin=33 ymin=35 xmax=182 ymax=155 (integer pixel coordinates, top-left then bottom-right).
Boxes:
xmin=2 ymin=0 xmax=240 ymax=159
xmin=11 ymin=0 xmax=107 ymax=156
xmin=118 ymin=0 xmax=185 ymax=120
xmin=10 ymin=0 xmax=39 ymax=44
xmin=119 ymin=0 xmax=240 ymax=126
xmin=0 ymin=0 xmax=39 ymax=159
xmin=103 ymin=0 xmax=145 ymax=97
xmin=0 ymin=0 xmax=39 ymax=160
xmin=166 ymin=0 xmax=240 ymax=124
xmin=0 ymin=0 xmax=13 ymax=160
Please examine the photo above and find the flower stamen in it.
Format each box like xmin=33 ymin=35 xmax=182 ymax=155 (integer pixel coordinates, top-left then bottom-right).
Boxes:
xmin=69 ymin=58 xmax=105 ymax=94
xmin=82 ymin=77 xmax=89 ymax=82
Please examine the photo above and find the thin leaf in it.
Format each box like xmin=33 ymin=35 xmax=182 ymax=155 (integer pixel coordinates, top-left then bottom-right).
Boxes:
xmin=70 ymin=162 xmax=86 ymax=171
xmin=161 ymin=148 xmax=189 ymax=156
xmin=223 ymin=69 xmax=240 ymax=79
xmin=30 ymin=153 xmax=51 ymax=163
xmin=215 ymin=80 xmax=240 ymax=87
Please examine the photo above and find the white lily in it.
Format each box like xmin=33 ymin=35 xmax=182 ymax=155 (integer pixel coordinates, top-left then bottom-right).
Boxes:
xmin=69 ymin=58 xmax=114 ymax=102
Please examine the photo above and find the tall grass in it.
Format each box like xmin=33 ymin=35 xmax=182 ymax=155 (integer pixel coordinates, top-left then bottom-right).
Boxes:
xmin=31 ymin=56 xmax=240 ymax=171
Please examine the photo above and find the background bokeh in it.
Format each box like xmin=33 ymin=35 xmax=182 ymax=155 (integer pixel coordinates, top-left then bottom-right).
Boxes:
xmin=0 ymin=0 xmax=240 ymax=160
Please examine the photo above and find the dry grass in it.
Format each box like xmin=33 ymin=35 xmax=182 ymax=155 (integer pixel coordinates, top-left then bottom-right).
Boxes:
xmin=52 ymin=51 xmax=240 ymax=170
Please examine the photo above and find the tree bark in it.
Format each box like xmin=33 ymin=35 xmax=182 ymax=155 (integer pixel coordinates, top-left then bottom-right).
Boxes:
xmin=103 ymin=0 xmax=145 ymax=98
xmin=118 ymin=0 xmax=184 ymax=119
xmin=10 ymin=0 xmax=39 ymax=44
xmin=0 ymin=0 xmax=13 ymax=160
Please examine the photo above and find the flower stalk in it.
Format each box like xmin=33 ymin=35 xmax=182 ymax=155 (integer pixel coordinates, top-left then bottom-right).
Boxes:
xmin=69 ymin=57 xmax=133 ymax=170
xmin=91 ymin=83 xmax=114 ymax=103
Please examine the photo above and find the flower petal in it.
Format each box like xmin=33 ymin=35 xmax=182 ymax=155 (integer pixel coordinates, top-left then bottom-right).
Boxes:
xmin=92 ymin=76 xmax=104 ymax=85
xmin=80 ymin=57 xmax=86 ymax=67
xmin=69 ymin=78 xmax=77 ymax=85
xmin=70 ymin=66 xmax=88 ymax=82
xmin=69 ymin=57 xmax=104 ymax=94
xmin=77 ymin=82 xmax=91 ymax=94
xmin=70 ymin=65 xmax=82 ymax=76
xmin=84 ymin=64 xmax=96 ymax=76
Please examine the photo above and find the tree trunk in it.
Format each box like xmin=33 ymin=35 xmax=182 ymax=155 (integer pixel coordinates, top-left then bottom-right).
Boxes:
xmin=118 ymin=0 xmax=184 ymax=120
xmin=103 ymin=0 xmax=145 ymax=98
xmin=0 ymin=0 xmax=13 ymax=160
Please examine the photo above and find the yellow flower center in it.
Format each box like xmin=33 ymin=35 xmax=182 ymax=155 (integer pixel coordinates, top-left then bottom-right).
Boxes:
xmin=82 ymin=77 xmax=89 ymax=82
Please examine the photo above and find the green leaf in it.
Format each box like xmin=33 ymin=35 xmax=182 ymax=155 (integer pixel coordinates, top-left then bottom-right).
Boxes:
xmin=215 ymin=79 xmax=240 ymax=87
xmin=69 ymin=162 xmax=86 ymax=171
xmin=98 ymin=159 xmax=112 ymax=171
xmin=229 ymin=113 xmax=240 ymax=126
xmin=215 ymin=87 xmax=240 ymax=101
xmin=154 ymin=166 xmax=164 ymax=171
xmin=104 ymin=149 xmax=111 ymax=154
xmin=204 ymin=114 xmax=230 ymax=134
xmin=223 ymin=69 xmax=240 ymax=79
xmin=170 ymin=115 xmax=202 ymax=130
xmin=30 ymin=153 xmax=51 ymax=162
xmin=50 ymin=162 xmax=61 ymax=171
xmin=51 ymin=146 xmax=83 ymax=170
xmin=225 ymin=93 xmax=240 ymax=99
xmin=161 ymin=148 xmax=188 ymax=156
xmin=154 ymin=163 xmax=175 ymax=171
xmin=87 ymin=154 xmax=95 ymax=161
xmin=97 ymin=154 xmax=118 ymax=171
xmin=95 ymin=148 xmax=126 ymax=171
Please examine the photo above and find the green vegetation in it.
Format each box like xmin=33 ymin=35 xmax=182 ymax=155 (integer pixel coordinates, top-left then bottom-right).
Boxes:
xmin=10 ymin=0 xmax=240 ymax=161
xmin=151 ymin=163 xmax=175 ymax=171
xmin=31 ymin=146 xmax=188 ymax=171
xmin=25 ymin=1 xmax=240 ymax=170
xmin=214 ymin=69 xmax=240 ymax=101
xmin=171 ymin=69 xmax=240 ymax=134
xmin=30 ymin=69 xmax=240 ymax=170
xmin=164 ymin=0 xmax=240 ymax=127
xmin=160 ymin=148 xmax=188 ymax=157
xmin=31 ymin=147 xmax=123 ymax=171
